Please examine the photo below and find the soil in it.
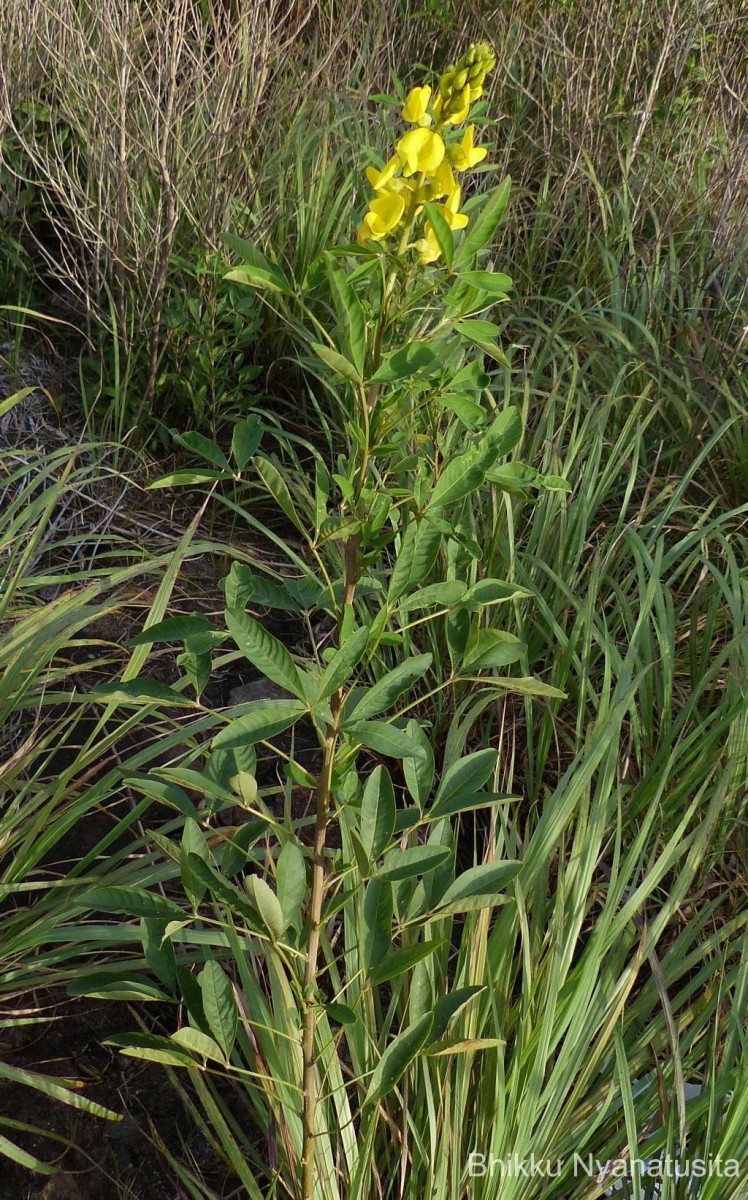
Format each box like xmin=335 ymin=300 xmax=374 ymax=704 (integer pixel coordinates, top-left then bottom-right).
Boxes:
xmin=0 ymin=1001 xmax=232 ymax=1200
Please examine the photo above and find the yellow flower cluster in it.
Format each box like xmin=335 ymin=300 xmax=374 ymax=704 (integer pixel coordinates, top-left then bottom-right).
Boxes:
xmin=357 ymin=42 xmax=496 ymax=264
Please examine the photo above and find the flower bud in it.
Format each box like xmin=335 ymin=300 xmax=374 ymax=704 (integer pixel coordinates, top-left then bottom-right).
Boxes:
xmin=439 ymin=71 xmax=454 ymax=100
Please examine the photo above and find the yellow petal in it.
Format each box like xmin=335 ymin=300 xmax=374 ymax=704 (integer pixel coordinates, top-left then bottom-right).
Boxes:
xmin=445 ymin=85 xmax=471 ymax=124
xmin=415 ymin=225 xmax=442 ymax=264
xmin=429 ymin=158 xmax=456 ymax=199
xmin=396 ymin=128 xmax=446 ymax=176
xmin=402 ymin=85 xmax=432 ymax=124
xmin=448 ymin=125 xmax=488 ymax=171
xmin=366 ymin=155 xmax=400 ymax=191
xmin=442 ymin=186 xmax=469 ymax=230
xmin=363 ymin=190 xmax=405 ymax=238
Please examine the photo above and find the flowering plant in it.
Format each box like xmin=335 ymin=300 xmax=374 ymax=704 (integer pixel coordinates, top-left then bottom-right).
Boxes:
xmin=130 ymin=42 xmax=568 ymax=1200
xmin=358 ymin=42 xmax=496 ymax=263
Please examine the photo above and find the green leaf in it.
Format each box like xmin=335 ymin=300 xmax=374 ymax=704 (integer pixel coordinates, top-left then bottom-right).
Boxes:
xmin=347 ymin=654 xmax=432 ymax=722
xmin=425 ymin=409 xmax=521 ymax=512
xmin=224 ymin=264 xmax=290 ymax=294
xmin=483 ymin=676 xmax=566 ymax=698
xmin=402 ymin=720 xmax=435 ymax=808
xmin=222 ymin=232 xmax=291 ymax=292
xmin=171 ymin=1027 xmax=227 ymax=1064
xmin=427 ymin=986 xmax=484 ymax=1043
xmin=180 ymin=817 xmax=210 ymax=908
xmin=459 ymin=579 xmax=531 ymax=607
xmin=0 ymin=1133 xmax=56 ymax=1174
xmin=435 ymin=749 xmax=498 ymax=806
xmin=311 ymin=341 xmax=363 ymax=383
xmin=276 ymin=841 xmax=307 ymax=929
xmin=141 ymin=917 xmax=177 ymax=989
xmin=423 ymin=202 xmax=454 ymax=268
xmin=105 ymin=1033 xmax=196 ymax=1068
xmin=430 ymin=790 xmax=516 ymax=819
xmin=435 ymin=861 xmax=521 ymax=914
xmin=370 ymin=341 xmax=438 ymax=384
xmin=386 ymin=517 xmax=444 ymax=604
xmin=427 ymin=451 xmax=491 ymax=512
xmin=212 ymin=701 xmax=306 ymax=749
xmin=199 ymin=961 xmax=237 ymax=1057
xmin=0 ymin=1061 xmax=122 ymax=1120
xmin=225 ymin=608 xmax=305 ymax=699
xmin=399 ymin=581 xmax=466 ymax=611
xmin=370 ymin=938 xmax=445 ymax=985
xmin=325 ymin=1003 xmax=357 ymax=1025
xmin=80 ymin=886 xmax=185 ymax=920
xmin=93 ymin=679 xmax=194 ymax=707
xmin=325 ymin=253 xmax=367 ymax=375
xmin=361 ymin=879 xmax=392 ymax=971
xmin=377 ymin=845 xmax=451 ymax=882
xmin=254 ymin=457 xmax=306 ymax=532
xmin=181 ymin=854 xmax=260 ymax=924
xmin=350 ymin=828 xmax=372 ymax=877
xmin=425 ymin=1037 xmax=504 ymax=1056
xmin=486 ymin=461 xmax=571 ymax=494
xmin=348 ymin=721 xmax=427 ymax=760
xmin=451 ymin=360 xmax=490 ymax=391
xmin=454 ymin=176 xmax=512 ymax=266
xmin=454 ymin=318 xmax=510 ymax=366
xmin=463 ymin=630 xmax=525 ymax=671
xmin=232 ymin=416 xmax=263 ymax=469
xmin=458 ymin=270 xmax=513 ymax=295
xmin=68 ymin=975 xmax=169 ymax=1002
xmin=129 ymin=615 xmax=219 ymax=647
xmin=178 ymin=649 xmax=212 ymax=698
xmin=437 ymin=392 xmax=485 ymax=429
xmin=224 ymin=562 xmax=321 ymax=612
xmin=243 ymin=875 xmax=285 ymax=939
xmin=363 ymin=1013 xmax=434 ymax=1107
xmin=361 ymin=765 xmax=396 ymax=861
xmin=170 ymin=430 xmax=230 ymax=470
xmin=317 ymin=626 xmax=369 ymax=700
xmin=483 ymin=407 xmax=523 ymax=456
xmin=148 ymin=469 xmax=227 ymax=489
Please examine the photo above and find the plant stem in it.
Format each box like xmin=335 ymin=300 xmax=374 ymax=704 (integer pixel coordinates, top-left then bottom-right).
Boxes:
xmin=300 ymin=715 xmax=337 ymax=1200
xmin=300 ymin=535 xmax=360 ymax=1199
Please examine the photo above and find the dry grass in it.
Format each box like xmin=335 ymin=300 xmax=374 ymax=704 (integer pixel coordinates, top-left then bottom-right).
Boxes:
xmin=0 ymin=0 xmax=745 ymax=416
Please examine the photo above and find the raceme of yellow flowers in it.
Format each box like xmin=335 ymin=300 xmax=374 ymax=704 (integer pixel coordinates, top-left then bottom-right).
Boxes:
xmin=357 ymin=42 xmax=496 ymax=265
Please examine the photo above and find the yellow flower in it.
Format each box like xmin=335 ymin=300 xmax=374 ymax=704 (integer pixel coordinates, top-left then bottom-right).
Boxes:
xmin=428 ymin=158 xmax=456 ymax=199
xmin=445 ymin=85 xmax=471 ymax=124
xmin=396 ymin=127 xmax=446 ymax=176
xmin=442 ymin=185 xmax=469 ymax=230
xmin=360 ymin=190 xmax=405 ymax=241
xmin=402 ymin=85 xmax=432 ymax=125
xmin=365 ymin=155 xmax=400 ymax=191
xmin=415 ymin=225 xmax=442 ymax=264
xmin=448 ymin=125 xmax=487 ymax=171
